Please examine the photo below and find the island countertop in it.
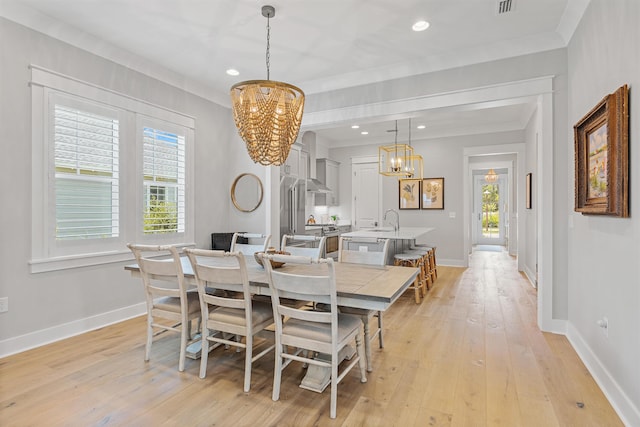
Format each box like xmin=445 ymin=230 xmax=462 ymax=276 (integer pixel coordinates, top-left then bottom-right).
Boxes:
xmin=341 ymin=227 xmax=434 ymax=240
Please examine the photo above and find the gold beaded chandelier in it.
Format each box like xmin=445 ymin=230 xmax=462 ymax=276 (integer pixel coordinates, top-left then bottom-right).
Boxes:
xmin=230 ymin=5 xmax=305 ymax=166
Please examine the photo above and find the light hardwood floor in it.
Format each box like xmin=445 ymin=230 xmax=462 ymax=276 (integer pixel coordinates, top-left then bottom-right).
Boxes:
xmin=0 ymin=249 xmax=623 ymax=426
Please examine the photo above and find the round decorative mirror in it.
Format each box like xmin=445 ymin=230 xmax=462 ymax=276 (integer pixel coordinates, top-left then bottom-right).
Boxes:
xmin=231 ymin=173 xmax=264 ymax=212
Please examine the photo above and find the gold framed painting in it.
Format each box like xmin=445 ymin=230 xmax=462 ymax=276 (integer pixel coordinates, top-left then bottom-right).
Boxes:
xmin=421 ymin=177 xmax=444 ymax=210
xmin=399 ymin=179 xmax=420 ymax=210
xmin=574 ymin=84 xmax=629 ymax=217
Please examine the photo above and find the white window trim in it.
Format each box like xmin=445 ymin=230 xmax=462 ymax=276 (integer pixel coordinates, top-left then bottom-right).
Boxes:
xmin=30 ymin=66 xmax=195 ymax=273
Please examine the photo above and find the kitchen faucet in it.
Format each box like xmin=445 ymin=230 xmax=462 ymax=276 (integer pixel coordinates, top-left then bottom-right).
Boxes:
xmin=383 ymin=208 xmax=400 ymax=232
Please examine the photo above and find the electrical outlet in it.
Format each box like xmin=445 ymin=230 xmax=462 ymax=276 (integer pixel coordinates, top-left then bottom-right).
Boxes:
xmin=0 ymin=297 xmax=8 ymax=313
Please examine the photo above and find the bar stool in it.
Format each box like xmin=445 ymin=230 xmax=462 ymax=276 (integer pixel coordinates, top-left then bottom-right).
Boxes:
xmin=413 ymin=244 xmax=437 ymax=282
xmin=393 ymin=253 xmax=426 ymax=303
xmin=404 ymin=248 xmax=433 ymax=291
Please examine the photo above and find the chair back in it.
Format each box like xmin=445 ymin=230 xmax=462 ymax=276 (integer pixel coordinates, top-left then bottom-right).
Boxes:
xmin=263 ymin=254 xmax=338 ymax=354
xmin=184 ymin=249 xmax=253 ymax=313
xmin=231 ymin=232 xmax=271 ymax=255
xmin=127 ymin=243 xmax=188 ymax=306
xmin=338 ymin=237 xmax=390 ymax=266
xmin=280 ymin=234 xmax=327 ymax=260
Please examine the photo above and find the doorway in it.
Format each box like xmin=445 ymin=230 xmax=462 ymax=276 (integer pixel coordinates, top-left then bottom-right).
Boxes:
xmin=473 ymin=173 xmax=507 ymax=246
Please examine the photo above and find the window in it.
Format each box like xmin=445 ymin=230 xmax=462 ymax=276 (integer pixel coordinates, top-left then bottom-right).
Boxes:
xmin=142 ymin=126 xmax=185 ymax=234
xmin=54 ymin=103 xmax=120 ymax=240
xmin=30 ymin=67 xmax=194 ymax=272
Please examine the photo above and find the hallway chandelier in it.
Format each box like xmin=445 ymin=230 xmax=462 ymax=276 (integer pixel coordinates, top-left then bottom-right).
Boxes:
xmin=485 ymin=168 xmax=498 ymax=183
xmin=379 ymin=120 xmax=414 ymax=177
xmin=230 ymin=5 xmax=305 ymax=166
xmin=401 ymin=119 xmax=423 ymax=179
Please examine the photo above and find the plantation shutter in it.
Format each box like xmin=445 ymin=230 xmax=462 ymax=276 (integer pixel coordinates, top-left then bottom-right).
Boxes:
xmin=54 ymin=104 xmax=119 ymax=240
xmin=143 ymin=127 xmax=185 ymax=234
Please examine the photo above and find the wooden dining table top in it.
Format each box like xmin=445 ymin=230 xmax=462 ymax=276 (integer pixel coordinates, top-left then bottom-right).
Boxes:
xmin=125 ymin=255 xmax=419 ymax=311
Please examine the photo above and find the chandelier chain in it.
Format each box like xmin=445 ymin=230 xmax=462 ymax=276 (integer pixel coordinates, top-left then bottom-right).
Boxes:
xmin=266 ymin=14 xmax=271 ymax=80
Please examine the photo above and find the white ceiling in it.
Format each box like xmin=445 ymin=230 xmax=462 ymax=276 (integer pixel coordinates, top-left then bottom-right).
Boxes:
xmin=1 ymin=0 xmax=587 ymax=147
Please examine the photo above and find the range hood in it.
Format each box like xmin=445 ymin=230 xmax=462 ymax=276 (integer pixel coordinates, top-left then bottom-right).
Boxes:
xmin=307 ymin=177 xmax=331 ymax=193
xmin=302 ymin=131 xmax=333 ymax=193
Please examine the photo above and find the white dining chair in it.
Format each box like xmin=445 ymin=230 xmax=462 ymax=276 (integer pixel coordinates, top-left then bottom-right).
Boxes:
xmin=184 ymin=248 xmax=275 ymax=392
xmin=280 ymin=234 xmax=327 ymax=260
xmin=127 ymin=244 xmax=201 ymax=372
xmin=230 ymin=232 xmax=271 ymax=256
xmin=337 ymin=236 xmax=390 ymax=372
xmin=263 ymin=253 xmax=367 ymax=419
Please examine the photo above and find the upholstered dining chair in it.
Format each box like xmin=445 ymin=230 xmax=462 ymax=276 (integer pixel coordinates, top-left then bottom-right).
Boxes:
xmin=230 ymin=232 xmax=271 ymax=256
xmin=263 ymin=253 xmax=367 ymax=419
xmin=337 ymin=236 xmax=390 ymax=372
xmin=280 ymin=234 xmax=327 ymax=260
xmin=127 ymin=243 xmax=201 ymax=372
xmin=184 ymin=248 xmax=274 ymax=392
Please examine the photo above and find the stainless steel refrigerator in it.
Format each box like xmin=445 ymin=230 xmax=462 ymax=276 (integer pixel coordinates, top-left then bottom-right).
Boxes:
xmin=280 ymin=175 xmax=306 ymax=237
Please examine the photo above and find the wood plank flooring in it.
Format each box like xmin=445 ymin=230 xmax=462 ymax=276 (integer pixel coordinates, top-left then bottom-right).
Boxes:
xmin=0 ymin=250 xmax=623 ymax=426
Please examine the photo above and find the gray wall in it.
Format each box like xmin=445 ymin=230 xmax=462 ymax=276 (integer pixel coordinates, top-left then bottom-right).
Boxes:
xmin=566 ymin=0 xmax=640 ymax=422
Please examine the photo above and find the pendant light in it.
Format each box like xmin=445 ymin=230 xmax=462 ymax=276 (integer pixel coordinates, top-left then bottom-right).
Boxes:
xmin=401 ymin=118 xmax=423 ymax=179
xmin=485 ymin=168 xmax=498 ymax=183
xmin=379 ymin=120 xmax=414 ymax=177
xmin=230 ymin=5 xmax=305 ymax=166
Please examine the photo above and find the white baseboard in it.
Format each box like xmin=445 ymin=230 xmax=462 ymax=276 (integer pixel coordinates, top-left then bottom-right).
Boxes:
xmin=0 ymin=303 xmax=146 ymax=358
xmin=523 ymin=265 xmax=537 ymax=288
xmin=437 ymin=258 xmax=467 ymax=267
xmin=566 ymin=322 xmax=640 ymax=427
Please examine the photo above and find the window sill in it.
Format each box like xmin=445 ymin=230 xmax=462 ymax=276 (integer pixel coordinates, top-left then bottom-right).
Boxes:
xmin=29 ymin=243 xmax=195 ymax=273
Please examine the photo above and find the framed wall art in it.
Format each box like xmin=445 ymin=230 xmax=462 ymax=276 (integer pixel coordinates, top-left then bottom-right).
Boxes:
xmin=574 ymin=84 xmax=629 ymax=217
xmin=399 ymin=179 xmax=421 ymax=209
xmin=421 ymin=177 xmax=444 ymax=210
xmin=526 ymin=173 xmax=532 ymax=209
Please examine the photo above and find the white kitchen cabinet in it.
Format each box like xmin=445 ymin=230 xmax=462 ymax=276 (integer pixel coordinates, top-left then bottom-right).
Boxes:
xmin=300 ymin=150 xmax=308 ymax=180
xmin=315 ymin=158 xmax=340 ymax=206
xmin=281 ymin=144 xmax=302 ymax=177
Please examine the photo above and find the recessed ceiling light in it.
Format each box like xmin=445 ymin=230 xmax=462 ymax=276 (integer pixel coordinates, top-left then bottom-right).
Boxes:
xmin=412 ymin=20 xmax=430 ymax=32
xmin=417 ymin=125 xmax=426 ymax=129
xmin=351 ymin=125 xmax=360 ymax=129
xmin=226 ymin=68 xmax=240 ymax=76
xmin=361 ymin=131 xmax=369 ymax=135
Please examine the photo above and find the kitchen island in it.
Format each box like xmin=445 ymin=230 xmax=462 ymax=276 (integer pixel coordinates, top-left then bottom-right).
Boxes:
xmin=341 ymin=227 xmax=434 ymax=265
xmin=341 ymin=226 xmax=434 ymax=240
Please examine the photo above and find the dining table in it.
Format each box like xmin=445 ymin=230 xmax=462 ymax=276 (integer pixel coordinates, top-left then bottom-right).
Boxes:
xmin=124 ymin=254 xmax=419 ymax=392
xmin=125 ymin=255 xmax=419 ymax=311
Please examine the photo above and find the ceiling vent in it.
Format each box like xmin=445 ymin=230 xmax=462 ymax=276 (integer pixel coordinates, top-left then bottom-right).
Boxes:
xmin=497 ymin=0 xmax=515 ymax=14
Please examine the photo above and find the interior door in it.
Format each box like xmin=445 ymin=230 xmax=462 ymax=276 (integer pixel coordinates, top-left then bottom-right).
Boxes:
xmin=352 ymin=162 xmax=380 ymax=229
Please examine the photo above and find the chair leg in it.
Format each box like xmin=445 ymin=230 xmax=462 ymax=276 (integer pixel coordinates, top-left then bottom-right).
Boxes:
xmin=199 ymin=330 xmax=210 ymax=379
xmin=244 ymin=336 xmax=253 ymax=392
xmin=272 ymin=345 xmax=283 ymax=402
xmin=330 ymin=360 xmax=338 ymax=419
xmin=178 ymin=321 xmax=188 ymax=372
xmin=145 ymin=314 xmax=153 ymax=362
